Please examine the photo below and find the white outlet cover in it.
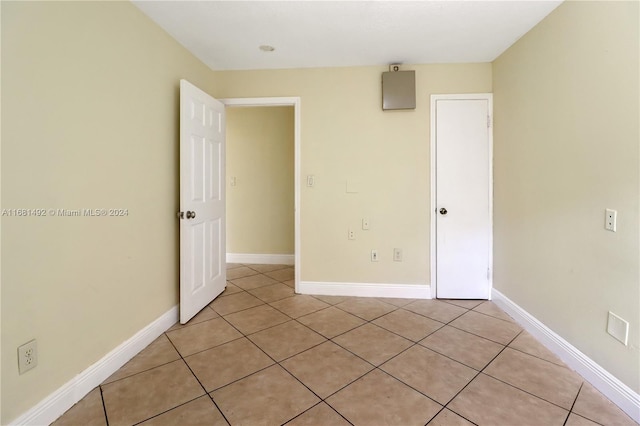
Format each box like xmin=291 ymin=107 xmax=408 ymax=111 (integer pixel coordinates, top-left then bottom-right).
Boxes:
xmin=607 ymin=311 xmax=629 ymax=345
xmin=18 ymin=339 xmax=38 ymax=374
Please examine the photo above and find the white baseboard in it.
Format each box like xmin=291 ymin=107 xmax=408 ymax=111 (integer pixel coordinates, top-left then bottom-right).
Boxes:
xmin=226 ymin=253 xmax=294 ymax=265
xmin=299 ymin=281 xmax=431 ymax=299
xmin=10 ymin=305 xmax=179 ymax=426
xmin=492 ymin=290 xmax=640 ymax=423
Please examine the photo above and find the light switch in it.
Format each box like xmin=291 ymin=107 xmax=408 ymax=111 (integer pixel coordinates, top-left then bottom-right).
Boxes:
xmin=307 ymin=175 xmax=315 ymax=187
xmin=230 ymin=176 xmax=237 ymax=186
xmin=362 ymin=218 xmax=370 ymax=230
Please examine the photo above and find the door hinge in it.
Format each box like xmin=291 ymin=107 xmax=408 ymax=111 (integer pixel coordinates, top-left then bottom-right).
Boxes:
xmin=487 ymin=268 xmax=491 ymax=280
xmin=487 ymin=115 xmax=492 ymax=128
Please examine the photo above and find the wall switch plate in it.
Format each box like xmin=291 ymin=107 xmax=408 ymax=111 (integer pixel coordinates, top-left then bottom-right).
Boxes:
xmin=348 ymin=229 xmax=355 ymax=240
xmin=307 ymin=175 xmax=315 ymax=187
xmin=230 ymin=176 xmax=237 ymax=186
xmin=18 ymin=339 xmax=38 ymax=374
xmin=605 ymin=209 xmax=617 ymax=232
xmin=362 ymin=218 xmax=370 ymax=230
xmin=371 ymin=249 xmax=378 ymax=262
xmin=607 ymin=311 xmax=629 ymax=345
xmin=393 ymin=248 xmax=402 ymax=262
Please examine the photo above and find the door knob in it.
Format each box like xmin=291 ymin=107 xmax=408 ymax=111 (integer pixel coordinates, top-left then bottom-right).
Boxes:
xmin=439 ymin=208 xmax=448 ymax=215
xmin=186 ymin=211 xmax=196 ymax=219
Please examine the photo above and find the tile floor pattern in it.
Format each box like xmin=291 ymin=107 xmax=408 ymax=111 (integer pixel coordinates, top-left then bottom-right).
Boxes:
xmin=53 ymin=264 xmax=638 ymax=426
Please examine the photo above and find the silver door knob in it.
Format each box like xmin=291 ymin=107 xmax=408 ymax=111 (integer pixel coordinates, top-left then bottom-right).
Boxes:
xmin=439 ymin=208 xmax=448 ymax=215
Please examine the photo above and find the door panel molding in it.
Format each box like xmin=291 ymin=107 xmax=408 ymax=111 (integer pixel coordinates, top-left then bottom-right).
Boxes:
xmin=430 ymin=93 xmax=493 ymax=299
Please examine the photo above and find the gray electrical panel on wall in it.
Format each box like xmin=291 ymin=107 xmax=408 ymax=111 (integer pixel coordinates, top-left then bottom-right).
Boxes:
xmin=382 ymin=70 xmax=416 ymax=110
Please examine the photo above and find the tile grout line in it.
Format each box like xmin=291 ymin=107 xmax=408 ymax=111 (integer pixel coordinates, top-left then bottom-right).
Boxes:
xmin=99 ymin=385 xmax=110 ymax=426
xmin=164 ymin=330 xmax=233 ymax=426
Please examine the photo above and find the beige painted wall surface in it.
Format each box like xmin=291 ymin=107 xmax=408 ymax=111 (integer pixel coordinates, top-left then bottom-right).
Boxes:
xmin=1 ymin=2 xmax=216 ymax=422
xmin=226 ymin=107 xmax=295 ymax=254
xmin=493 ymin=1 xmax=639 ymax=392
xmin=214 ymin=64 xmax=491 ymax=284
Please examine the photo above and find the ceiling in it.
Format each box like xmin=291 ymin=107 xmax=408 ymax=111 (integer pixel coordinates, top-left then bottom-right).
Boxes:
xmin=132 ymin=0 xmax=563 ymax=71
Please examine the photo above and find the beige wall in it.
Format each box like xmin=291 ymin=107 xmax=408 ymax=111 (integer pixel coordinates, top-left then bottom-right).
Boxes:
xmin=214 ymin=64 xmax=492 ymax=284
xmin=493 ymin=1 xmax=639 ymax=392
xmin=226 ymin=107 xmax=295 ymax=254
xmin=1 ymin=2 xmax=217 ymax=422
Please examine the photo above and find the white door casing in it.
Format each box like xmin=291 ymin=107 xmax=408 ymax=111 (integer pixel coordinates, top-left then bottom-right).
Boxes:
xmin=180 ymin=80 xmax=226 ymax=323
xmin=430 ymin=94 xmax=493 ymax=299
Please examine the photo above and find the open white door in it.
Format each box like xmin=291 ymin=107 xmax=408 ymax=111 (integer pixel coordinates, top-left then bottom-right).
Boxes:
xmin=180 ymin=79 xmax=226 ymax=324
xmin=431 ymin=94 xmax=492 ymax=300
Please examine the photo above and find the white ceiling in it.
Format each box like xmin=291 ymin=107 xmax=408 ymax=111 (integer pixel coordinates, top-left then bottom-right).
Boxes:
xmin=132 ymin=0 xmax=563 ymax=71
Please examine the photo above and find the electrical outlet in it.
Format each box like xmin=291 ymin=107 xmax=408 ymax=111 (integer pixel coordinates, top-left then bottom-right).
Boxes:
xmin=605 ymin=209 xmax=617 ymax=232
xmin=393 ymin=248 xmax=403 ymax=262
xmin=18 ymin=339 xmax=38 ymax=374
xmin=371 ymin=249 xmax=378 ymax=262
xmin=348 ymin=229 xmax=355 ymax=240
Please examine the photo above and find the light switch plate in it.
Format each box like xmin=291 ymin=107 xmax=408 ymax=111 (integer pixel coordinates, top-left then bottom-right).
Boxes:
xmin=607 ymin=311 xmax=629 ymax=345
xmin=605 ymin=209 xmax=617 ymax=232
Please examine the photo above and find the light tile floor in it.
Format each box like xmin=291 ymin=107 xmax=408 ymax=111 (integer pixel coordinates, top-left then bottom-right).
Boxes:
xmin=53 ymin=264 xmax=638 ymax=426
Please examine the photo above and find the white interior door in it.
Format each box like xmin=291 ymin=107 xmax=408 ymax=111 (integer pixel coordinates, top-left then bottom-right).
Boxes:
xmin=180 ymin=79 xmax=226 ymax=323
xmin=432 ymin=95 xmax=492 ymax=299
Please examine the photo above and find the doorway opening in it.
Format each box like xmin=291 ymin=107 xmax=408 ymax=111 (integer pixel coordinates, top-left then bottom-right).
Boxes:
xmin=222 ymin=97 xmax=301 ymax=292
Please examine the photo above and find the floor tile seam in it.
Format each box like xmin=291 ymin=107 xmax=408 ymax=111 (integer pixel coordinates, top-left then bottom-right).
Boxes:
xmin=566 ymin=411 xmax=607 ymax=426
xmin=212 ymin=299 xmax=269 ymax=317
xmin=468 ymin=308 xmax=517 ymax=324
xmin=99 ymin=355 xmax=190 ymax=388
xmin=480 ymin=370 xmax=577 ymax=412
xmin=370 ymin=366 xmax=446 ymax=408
xmin=304 ymin=365 xmax=378 ymax=404
xmin=399 ymin=306 xmax=466 ymax=325
xmin=178 ymin=334 xmax=249 ymax=359
xmin=438 ymin=299 xmax=481 ymax=310
xmin=412 ymin=341 xmax=489 ymax=372
xmin=289 ymin=315 xmax=335 ymax=342
xmin=167 ymin=314 xmax=221 ymax=331
xmin=327 ymin=335 xmax=388 ymax=370
xmin=445 ymin=323 xmax=515 ymax=346
xmin=418 ymin=324 xmax=507 ymax=352
xmin=370 ymin=316 xmax=445 ymax=343
xmin=99 ymin=385 xmax=110 ymax=426
xmin=206 ymin=362 xmax=276 ymax=394
xmin=431 ymin=405 xmax=480 ymax=426
xmin=330 ymin=302 xmax=400 ymax=322
xmin=506 ymin=345 xmax=571 ymax=370
xmin=563 ymin=383 xmax=584 ymax=426
xmin=296 ymin=304 xmax=343 ymax=322
xmin=266 ymin=298 xmax=331 ymax=320
xmin=218 ymin=311 xmax=291 ymax=340
xmin=320 ymin=319 xmax=370 ymax=341
xmin=375 ymin=344 xmax=480 ymax=406
xmin=281 ymin=401 xmax=355 ymax=426
xmin=163 ymin=336 xmax=220 ymax=401
xmin=227 ymin=272 xmax=262 ymax=282
xmin=129 ymin=394 xmax=209 ymax=426
xmin=438 ymin=334 xmax=515 ymax=418
xmin=261 ymin=336 xmax=329 ymax=364
xmin=100 ymin=354 xmax=183 ymax=386
xmin=206 ymin=394 xmax=232 ymax=426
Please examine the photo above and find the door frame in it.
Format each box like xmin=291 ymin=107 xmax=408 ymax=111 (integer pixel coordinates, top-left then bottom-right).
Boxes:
xmin=429 ymin=93 xmax=493 ymax=299
xmin=220 ymin=97 xmax=301 ymax=292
